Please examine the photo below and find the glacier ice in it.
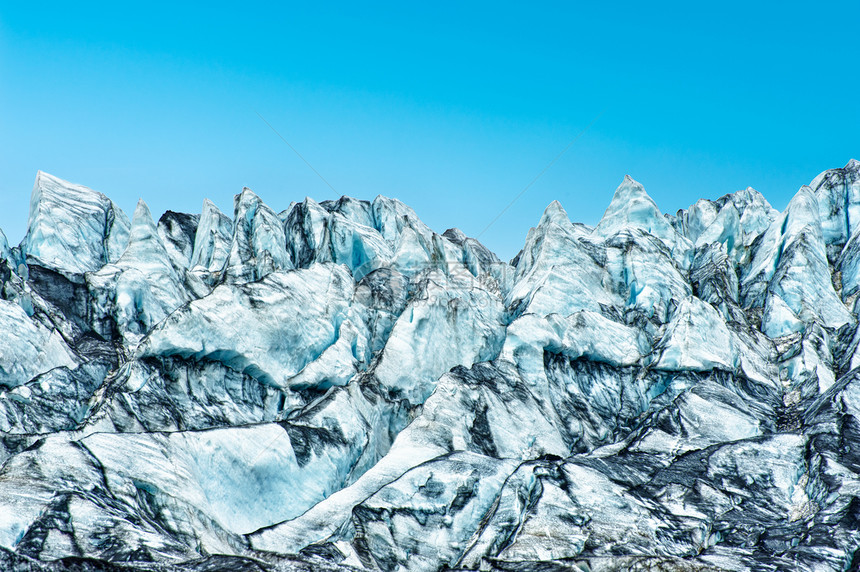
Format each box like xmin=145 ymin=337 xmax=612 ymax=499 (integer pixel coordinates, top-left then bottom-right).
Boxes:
xmin=507 ymin=200 xmax=618 ymax=318
xmin=221 ymin=188 xmax=293 ymax=284
xmin=653 ymin=296 xmax=735 ymax=371
xmin=156 ymin=209 xmax=199 ymax=272
xmin=811 ymin=157 xmax=860 ymax=256
xmin=88 ymin=200 xmax=190 ymax=344
xmin=189 ymin=198 xmax=233 ymax=279
xmin=595 ymin=174 xmax=693 ymax=267
xmin=0 ymin=298 xmax=77 ymax=388
xmin=371 ymin=269 xmax=506 ymax=405
xmin=3 ymin=162 xmax=860 ymax=572
xmin=137 ymin=264 xmax=360 ymax=389
xmin=20 ymin=171 xmax=130 ymax=277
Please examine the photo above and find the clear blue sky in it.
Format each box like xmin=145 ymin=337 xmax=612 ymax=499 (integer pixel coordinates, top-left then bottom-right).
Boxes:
xmin=1 ymin=2 xmax=857 ymax=260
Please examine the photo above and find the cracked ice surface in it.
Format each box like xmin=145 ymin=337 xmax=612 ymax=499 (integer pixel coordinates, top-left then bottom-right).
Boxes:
xmin=2 ymin=162 xmax=860 ymax=572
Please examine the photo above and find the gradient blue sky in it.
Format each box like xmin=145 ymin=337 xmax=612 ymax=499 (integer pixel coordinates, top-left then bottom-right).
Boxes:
xmin=1 ymin=2 xmax=857 ymax=260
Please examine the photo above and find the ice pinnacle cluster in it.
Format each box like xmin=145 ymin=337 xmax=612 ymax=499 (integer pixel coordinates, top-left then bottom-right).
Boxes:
xmin=2 ymin=161 xmax=860 ymax=571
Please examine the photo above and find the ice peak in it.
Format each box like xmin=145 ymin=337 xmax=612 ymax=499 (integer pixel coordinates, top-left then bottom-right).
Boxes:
xmin=113 ymin=199 xmax=173 ymax=273
xmin=604 ymin=175 xmax=660 ymax=217
xmin=616 ymin=174 xmax=651 ymax=200
xmin=22 ymin=171 xmax=131 ymax=275
xmin=201 ymin=198 xmax=220 ymax=213
xmin=846 ymin=158 xmax=859 ymax=170
xmin=32 ymin=171 xmax=107 ymax=204
xmin=595 ymin=175 xmax=669 ymax=237
xmin=190 ymin=198 xmax=233 ymax=273
xmin=223 ymin=185 xmax=292 ymax=284
xmin=538 ymin=200 xmax=570 ymax=227
xmin=297 ymin=196 xmax=329 ymax=218
xmin=122 ymin=199 xmax=159 ymax=249
xmin=373 ymin=194 xmax=404 ymax=206
xmin=34 ymin=169 xmax=56 ymax=188
xmin=197 ymin=199 xmax=231 ymax=234
xmin=733 ymin=186 xmax=775 ymax=211
xmin=35 ymin=170 xmax=79 ymax=191
xmin=234 ymin=187 xmax=262 ymax=212
xmin=372 ymin=195 xmax=421 ymax=220
xmin=132 ymin=198 xmax=153 ymax=222
xmin=372 ymin=194 xmax=433 ymax=245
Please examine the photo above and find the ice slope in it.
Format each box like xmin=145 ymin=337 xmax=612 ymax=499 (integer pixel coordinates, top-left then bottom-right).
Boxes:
xmin=3 ymin=162 xmax=860 ymax=572
xmin=137 ymin=264 xmax=361 ymax=389
xmin=0 ymin=299 xmax=77 ymax=388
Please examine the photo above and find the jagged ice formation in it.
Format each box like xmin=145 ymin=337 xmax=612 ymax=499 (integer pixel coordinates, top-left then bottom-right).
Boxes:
xmin=2 ymin=162 xmax=860 ymax=571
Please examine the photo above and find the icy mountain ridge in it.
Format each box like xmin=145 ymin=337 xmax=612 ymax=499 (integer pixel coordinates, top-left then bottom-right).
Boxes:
xmin=1 ymin=161 xmax=860 ymax=571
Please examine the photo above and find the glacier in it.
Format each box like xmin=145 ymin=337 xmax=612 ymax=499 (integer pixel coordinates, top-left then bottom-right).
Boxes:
xmin=2 ymin=160 xmax=860 ymax=571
